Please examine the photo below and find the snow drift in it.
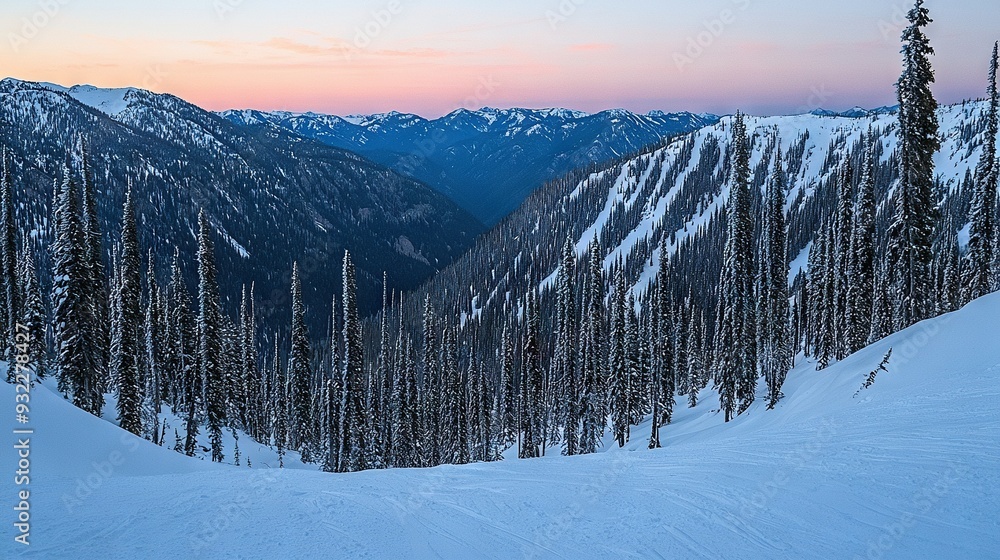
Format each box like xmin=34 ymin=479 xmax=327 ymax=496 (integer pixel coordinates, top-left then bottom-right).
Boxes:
xmin=3 ymin=293 xmax=999 ymax=559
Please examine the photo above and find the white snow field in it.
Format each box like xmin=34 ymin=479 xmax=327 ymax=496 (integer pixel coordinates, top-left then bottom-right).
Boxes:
xmin=4 ymin=293 xmax=1000 ymax=559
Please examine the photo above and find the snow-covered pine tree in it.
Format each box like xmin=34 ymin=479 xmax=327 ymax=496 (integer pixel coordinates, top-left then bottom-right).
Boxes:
xmin=376 ymin=274 xmax=394 ymax=465
xmin=391 ymin=330 xmax=420 ymax=467
xmin=817 ymin=224 xmax=837 ymax=370
xmin=288 ymin=262 xmax=313 ymax=459
xmin=339 ymin=250 xmax=369 ymax=472
xmin=78 ymin=139 xmax=110 ymax=384
xmin=938 ymin=218 xmax=961 ymax=313
xmin=18 ymin=242 xmax=46 ymax=378
xmin=713 ymin=112 xmax=757 ymax=421
xmin=556 ymin=237 xmax=580 ymax=456
xmin=579 ymin=236 xmax=606 ymax=454
xmin=846 ymin=139 xmax=878 ymax=354
xmin=112 ymin=184 xmax=143 ymax=436
xmin=421 ymin=294 xmax=442 ymax=466
xmin=686 ymin=310 xmax=705 ymax=408
xmin=625 ymin=291 xmax=642 ymax=428
xmin=238 ymin=284 xmax=259 ymax=438
xmin=0 ymin=150 xmax=19 ymax=361
xmin=869 ymin=255 xmax=893 ymax=345
xmin=167 ymin=248 xmax=199 ymax=455
xmin=197 ymin=210 xmax=225 ymax=462
xmin=888 ymin=0 xmax=940 ymax=329
xmin=649 ymin=239 xmax=674 ymax=448
xmin=609 ymin=262 xmax=630 ymax=445
xmin=143 ymin=252 xmax=162 ymax=443
xmin=520 ymin=288 xmax=543 ymax=458
xmin=497 ymin=323 xmax=517 ymax=450
xmin=761 ymin=149 xmax=791 ymax=408
xmin=440 ymin=323 xmax=469 ymax=464
xmin=963 ymin=42 xmax=999 ymax=301
xmin=272 ymin=339 xmax=288 ymax=468
xmin=805 ymin=234 xmax=824 ymax=358
xmin=832 ymin=160 xmax=854 ymax=360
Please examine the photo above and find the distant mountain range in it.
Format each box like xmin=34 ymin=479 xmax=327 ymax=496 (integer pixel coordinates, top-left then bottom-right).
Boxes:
xmin=220 ymin=107 xmax=720 ymax=225
xmin=0 ymin=78 xmax=483 ymax=320
xmin=809 ymin=106 xmax=898 ymax=118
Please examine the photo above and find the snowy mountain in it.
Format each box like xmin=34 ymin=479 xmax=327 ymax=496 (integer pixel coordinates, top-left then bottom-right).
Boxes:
xmin=0 ymin=78 xmax=483 ymax=318
xmin=408 ymin=99 xmax=992 ymax=337
xmin=220 ymin=106 xmax=719 ymax=225
xmin=5 ymin=286 xmax=997 ymax=559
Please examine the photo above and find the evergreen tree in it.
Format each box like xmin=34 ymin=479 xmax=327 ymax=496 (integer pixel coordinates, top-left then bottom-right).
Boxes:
xmin=288 ymin=262 xmax=313 ymax=458
xmin=888 ymin=0 xmax=940 ymax=329
xmin=78 ymin=139 xmax=110 ymax=385
xmin=0 ymin=150 xmax=18 ymax=360
xmin=391 ymin=332 xmax=421 ymax=467
xmin=113 ymin=184 xmax=143 ymax=436
xmin=761 ymin=150 xmax=791 ymax=408
xmin=869 ymin=256 xmax=894 ymax=344
xmin=832 ymin=160 xmax=854 ymax=359
xmin=964 ymin=42 xmax=999 ymax=301
xmin=339 ymin=250 xmax=369 ymax=471
xmin=817 ymin=224 xmax=837 ymax=370
xmin=143 ymin=252 xmax=163 ymax=443
xmin=375 ymin=274 xmax=393 ymax=465
xmin=50 ymin=170 xmax=97 ymax=411
xmin=650 ymin=240 xmax=674 ymax=449
xmin=609 ymin=263 xmax=630 ymax=446
xmin=18 ymin=242 xmax=46 ymax=378
xmin=938 ymin=219 xmax=961 ymax=313
xmin=421 ymin=294 xmax=442 ymax=466
xmin=556 ymin=238 xmax=580 ymax=456
xmin=846 ymin=140 xmax=878 ymax=354
xmin=272 ymin=340 xmax=288 ymax=468
xmin=686 ymin=310 xmax=705 ymax=408
xmin=497 ymin=324 xmax=517 ymax=450
xmin=440 ymin=324 xmax=469 ymax=464
xmin=520 ymin=288 xmax=543 ymax=458
xmin=713 ymin=112 xmax=757 ymax=421
xmin=579 ymin=237 xmax=606 ymax=454
xmin=238 ymin=284 xmax=259 ymax=438
xmin=197 ymin=210 xmax=225 ymax=462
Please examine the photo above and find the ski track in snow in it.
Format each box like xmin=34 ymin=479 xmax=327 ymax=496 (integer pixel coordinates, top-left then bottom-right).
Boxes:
xmin=4 ymin=292 xmax=1000 ymax=559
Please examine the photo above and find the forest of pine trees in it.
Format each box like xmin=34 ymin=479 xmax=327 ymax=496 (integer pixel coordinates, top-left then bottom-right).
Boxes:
xmin=1 ymin=1 xmax=997 ymax=474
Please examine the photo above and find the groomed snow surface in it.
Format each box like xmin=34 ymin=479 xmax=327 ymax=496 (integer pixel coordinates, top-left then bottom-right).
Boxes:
xmin=4 ymin=294 xmax=1000 ymax=559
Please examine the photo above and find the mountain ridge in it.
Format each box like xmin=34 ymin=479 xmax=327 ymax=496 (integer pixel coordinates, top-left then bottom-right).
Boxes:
xmin=0 ymin=77 xmax=483 ymax=320
xmin=220 ymin=105 xmax=721 ymax=225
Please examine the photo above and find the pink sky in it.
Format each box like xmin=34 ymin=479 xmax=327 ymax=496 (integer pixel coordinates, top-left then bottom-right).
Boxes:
xmin=2 ymin=0 xmax=995 ymax=116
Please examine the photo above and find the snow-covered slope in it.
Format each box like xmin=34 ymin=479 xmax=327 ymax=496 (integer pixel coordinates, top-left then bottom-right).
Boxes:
xmin=435 ymin=99 xmax=995 ymax=331
xmin=5 ymin=291 xmax=998 ymax=559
